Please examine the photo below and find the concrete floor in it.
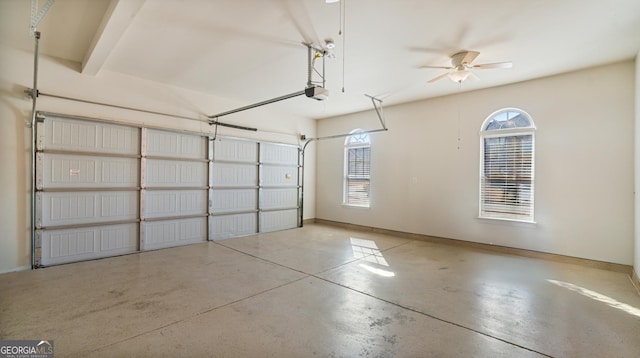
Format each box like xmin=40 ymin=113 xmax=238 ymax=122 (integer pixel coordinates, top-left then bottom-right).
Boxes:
xmin=1 ymin=223 xmax=639 ymax=357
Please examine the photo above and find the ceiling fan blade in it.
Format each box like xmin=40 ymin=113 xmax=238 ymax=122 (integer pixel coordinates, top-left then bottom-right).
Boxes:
xmin=473 ymin=61 xmax=513 ymax=69
xmin=460 ymin=50 xmax=480 ymax=64
xmin=421 ymin=65 xmax=454 ymax=70
xmin=427 ymin=72 xmax=451 ymax=83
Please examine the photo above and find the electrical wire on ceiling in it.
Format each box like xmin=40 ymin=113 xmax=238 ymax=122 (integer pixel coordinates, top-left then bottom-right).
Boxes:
xmin=330 ymin=0 xmax=346 ymax=92
xmin=338 ymin=4 xmax=342 ymax=35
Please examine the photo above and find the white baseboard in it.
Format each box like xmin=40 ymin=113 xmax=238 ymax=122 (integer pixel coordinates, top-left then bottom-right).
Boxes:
xmin=0 ymin=265 xmax=31 ymax=275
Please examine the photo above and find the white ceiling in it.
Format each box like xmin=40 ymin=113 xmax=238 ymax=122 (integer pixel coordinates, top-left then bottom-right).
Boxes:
xmin=2 ymin=0 xmax=640 ymax=120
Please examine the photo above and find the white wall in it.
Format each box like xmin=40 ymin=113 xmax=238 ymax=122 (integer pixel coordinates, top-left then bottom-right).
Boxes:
xmin=635 ymin=51 xmax=640 ymax=278
xmin=317 ymin=61 xmax=635 ymax=265
xmin=0 ymin=44 xmax=316 ymax=273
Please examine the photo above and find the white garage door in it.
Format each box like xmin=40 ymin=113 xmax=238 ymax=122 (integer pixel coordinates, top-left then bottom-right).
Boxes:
xmin=36 ymin=115 xmax=140 ymax=266
xmin=35 ymin=113 xmax=302 ymax=265
xmin=141 ymin=129 xmax=208 ymax=250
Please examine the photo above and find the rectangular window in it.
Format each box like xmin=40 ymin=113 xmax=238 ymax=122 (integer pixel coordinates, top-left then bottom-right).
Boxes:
xmin=480 ymin=134 xmax=534 ymax=221
xmin=344 ymin=146 xmax=371 ymax=207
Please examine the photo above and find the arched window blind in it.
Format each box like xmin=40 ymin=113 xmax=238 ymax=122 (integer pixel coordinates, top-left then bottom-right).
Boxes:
xmin=344 ymin=130 xmax=371 ymax=207
xmin=480 ymin=109 xmax=535 ymax=222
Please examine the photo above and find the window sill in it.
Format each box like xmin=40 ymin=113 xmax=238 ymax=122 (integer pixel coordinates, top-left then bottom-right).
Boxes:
xmin=342 ymin=204 xmax=371 ymax=209
xmin=478 ymin=215 xmax=537 ymax=225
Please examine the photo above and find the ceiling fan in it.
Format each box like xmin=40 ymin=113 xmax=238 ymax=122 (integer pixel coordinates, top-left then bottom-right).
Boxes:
xmin=422 ymin=51 xmax=512 ymax=83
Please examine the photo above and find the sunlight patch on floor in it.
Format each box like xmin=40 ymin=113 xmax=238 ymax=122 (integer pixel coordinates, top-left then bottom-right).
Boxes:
xmin=547 ymin=279 xmax=640 ymax=318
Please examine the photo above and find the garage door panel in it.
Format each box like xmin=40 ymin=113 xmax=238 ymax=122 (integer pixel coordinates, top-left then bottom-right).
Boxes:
xmin=40 ymin=223 xmax=138 ymax=266
xmin=260 ymin=143 xmax=298 ymax=165
xmin=261 ymin=165 xmax=298 ymax=187
xmin=260 ymin=209 xmax=298 ymax=233
xmin=144 ymin=189 xmax=207 ymax=219
xmin=37 ymin=153 xmax=139 ymax=189
xmin=214 ymin=139 xmax=257 ymax=162
xmin=210 ymin=213 xmax=257 ymax=240
xmin=211 ymin=163 xmax=257 ymax=187
xmin=143 ymin=217 xmax=207 ymax=250
xmin=259 ymin=144 xmax=299 ymax=233
xmin=211 ymin=189 xmax=257 ymax=213
xmin=40 ymin=116 xmax=140 ymax=155
xmin=146 ymin=129 xmax=206 ymax=159
xmin=260 ymin=188 xmax=298 ymax=210
xmin=37 ymin=191 xmax=138 ymax=228
xmin=145 ymin=159 xmax=207 ymax=187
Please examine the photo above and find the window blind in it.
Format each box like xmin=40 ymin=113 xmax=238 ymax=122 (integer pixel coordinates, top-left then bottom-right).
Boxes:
xmin=345 ymin=147 xmax=370 ymax=206
xmin=481 ymin=134 xmax=534 ymax=220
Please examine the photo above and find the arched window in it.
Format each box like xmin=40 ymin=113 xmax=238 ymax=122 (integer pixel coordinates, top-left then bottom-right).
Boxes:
xmin=480 ymin=109 xmax=535 ymax=222
xmin=344 ymin=130 xmax=371 ymax=207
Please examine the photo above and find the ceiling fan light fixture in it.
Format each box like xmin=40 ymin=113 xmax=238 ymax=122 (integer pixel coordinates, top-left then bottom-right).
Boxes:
xmin=449 ymin=70 xmax=471 ymax=83
xmin=423 ymin=50 xmax=511 ymax=84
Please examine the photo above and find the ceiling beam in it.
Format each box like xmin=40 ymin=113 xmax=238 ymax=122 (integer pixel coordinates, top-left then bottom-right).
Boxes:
xmin=81 ymin=0 xmax=146 ymax=75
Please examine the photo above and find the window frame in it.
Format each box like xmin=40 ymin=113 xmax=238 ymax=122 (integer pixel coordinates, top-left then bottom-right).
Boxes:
xmin=479 ymin=108 xmax=536 ymax=223
xmin=343 ymin=130 xmax=371 ymax=208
